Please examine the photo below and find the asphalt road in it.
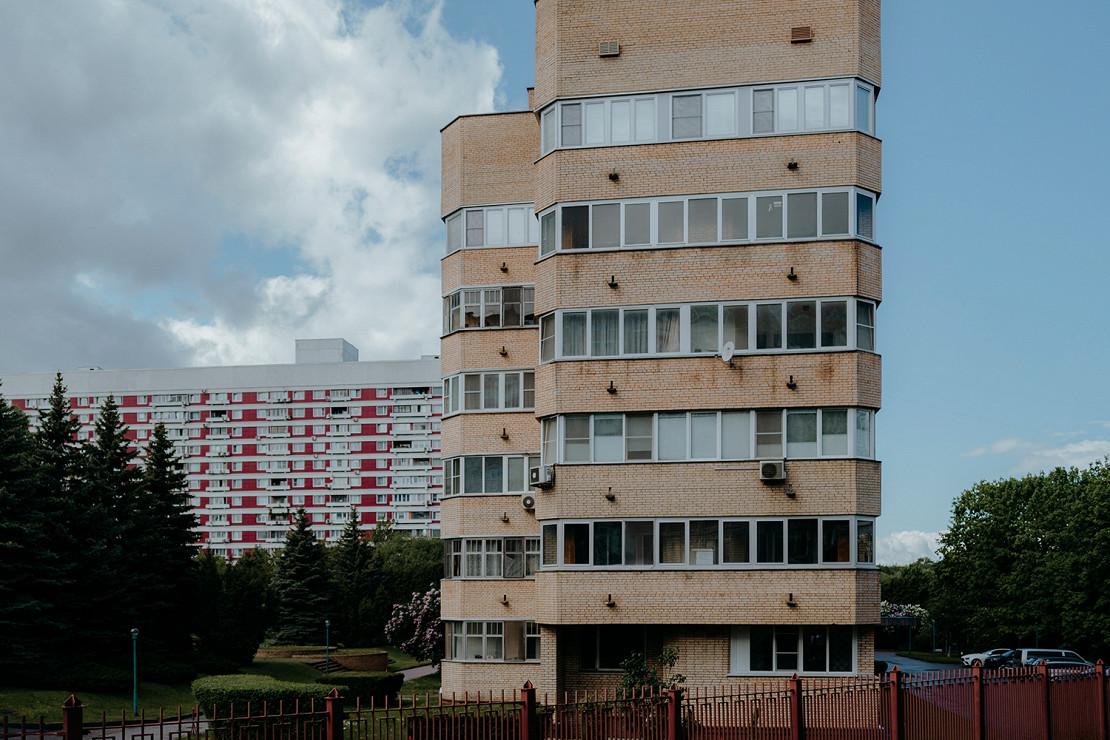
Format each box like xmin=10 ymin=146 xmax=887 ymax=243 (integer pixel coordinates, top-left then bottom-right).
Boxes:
xmin=876 ymin=651 xmax=961 ymax=673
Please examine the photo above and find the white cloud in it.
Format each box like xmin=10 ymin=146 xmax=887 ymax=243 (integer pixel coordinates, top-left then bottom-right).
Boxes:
xmin=877 ymin=531 xmax=941 ymax=565
xmin=963 ymin=435 xmax=1110 ymax=476
xmin=0 ymin=0 xmax=502 ymax=371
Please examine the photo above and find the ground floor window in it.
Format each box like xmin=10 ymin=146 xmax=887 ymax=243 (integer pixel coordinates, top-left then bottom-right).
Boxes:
xmin=580 ymin=625 xmax=646 ymax=672
xmin=730 ymin=625 xmax=855 ymax=675
xmin=445 ymin=620 xmax=540 ymax=662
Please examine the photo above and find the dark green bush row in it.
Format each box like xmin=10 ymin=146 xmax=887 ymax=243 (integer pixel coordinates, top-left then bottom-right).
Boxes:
xmin=192 ymin=675 xmax=333 ymax=716
xmin=315 ymin=671 xmax=403 ymax=706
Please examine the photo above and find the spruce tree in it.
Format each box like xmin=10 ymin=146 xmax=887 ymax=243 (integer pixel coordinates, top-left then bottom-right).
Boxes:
xmin=330 ymin=509 xmax=374 ymax=645
xmin=125 ymin=423 xmax=198 ymax=666
xmin=271 ymin=508 xmax=333 ymax=645
xmin=30 ymin=375 xmax=86 ymax=674
xmin=194 ymin=549 xmax=277 ymax=668
xmin=0 ymin=386 xmax=47 ymax=676
xmin=76 ymin=395 xmax=142 ymax=666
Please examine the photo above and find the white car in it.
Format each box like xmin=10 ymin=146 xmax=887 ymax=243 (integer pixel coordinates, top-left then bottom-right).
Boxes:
xmin=961 ymin=648 xmax=1011 ymax=666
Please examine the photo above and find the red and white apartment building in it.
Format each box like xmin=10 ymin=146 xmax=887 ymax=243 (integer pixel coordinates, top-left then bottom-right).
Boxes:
xmin=1 ymin=339 xmax=443 ymax=557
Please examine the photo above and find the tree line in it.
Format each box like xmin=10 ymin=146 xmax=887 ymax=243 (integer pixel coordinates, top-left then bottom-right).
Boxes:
xmin=0 ymin=377 xmax=442 ymax=689
xmin=881 ymin=459 xmax=1110 ymax=660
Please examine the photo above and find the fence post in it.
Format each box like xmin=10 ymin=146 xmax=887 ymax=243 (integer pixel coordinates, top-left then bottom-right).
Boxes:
xmin=1038 ymin=663 xmax=1051 ymax=740
xmin=972 ymin=662 xmax=984 ymax=740
xmin=325 ymin=688 xmax=343 ymax=740
xmin=789 ymin=674 xmax=804 ymax=740
xmin=1098 ymin=660 xmax=1108 ymax=740
xmin=520 ymin=681 xmax=537 ymax=740
xmin=667 ymin=683 xmax=682 ymax=740
xmin=62 ymin=695 xmax=83 ymax=740
xmin=888 ymin=666 xmax=902 ymax=740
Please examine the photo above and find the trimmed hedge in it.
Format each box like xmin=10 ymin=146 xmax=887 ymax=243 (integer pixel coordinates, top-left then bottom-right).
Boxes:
xmin=315 ymin=672 xmax=404 ymax=706
xmin=192 ymin=674 xmax=333 ymax=716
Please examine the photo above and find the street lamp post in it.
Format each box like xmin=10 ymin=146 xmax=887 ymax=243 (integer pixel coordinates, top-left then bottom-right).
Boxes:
xmin=325 ymin=620 xmax=331 ymax=675
xmin=131 ymin=628 xmax=139 ymax=716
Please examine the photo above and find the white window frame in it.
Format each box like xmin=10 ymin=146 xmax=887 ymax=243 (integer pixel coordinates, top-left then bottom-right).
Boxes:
xmin=538 ymin=186 xmax=876 ymax=257
xmin=539 ymin=78 xmax=875 ymax=155
xmin=730 ymin=625 xmax=857 ymax=676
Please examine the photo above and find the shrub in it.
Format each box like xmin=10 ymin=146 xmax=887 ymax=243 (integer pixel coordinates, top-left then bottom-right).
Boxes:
xmin=875 ymin=660 xmax=889 ymax=674
xmin=315 ymin=671 xmax=403 ymax=706
xmin=192 ymin=674 xmax=332 ymax=717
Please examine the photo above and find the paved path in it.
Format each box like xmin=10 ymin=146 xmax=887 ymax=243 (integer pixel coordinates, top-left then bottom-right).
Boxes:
xmin=876 ymin=651 xmax=962 ymax=674
xmin=398 ymin=663 xmax=438 ymax=681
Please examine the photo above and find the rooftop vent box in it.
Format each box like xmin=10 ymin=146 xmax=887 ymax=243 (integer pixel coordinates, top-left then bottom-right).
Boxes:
xmin=599 ymin=41 xmax=620 ymax=57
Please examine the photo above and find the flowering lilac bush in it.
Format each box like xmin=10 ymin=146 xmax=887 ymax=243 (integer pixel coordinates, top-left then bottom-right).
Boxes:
xmin=881 ymin=601 xmax=930 ymax=622
xmin=384 ymin=588 xmax=443 ymax=666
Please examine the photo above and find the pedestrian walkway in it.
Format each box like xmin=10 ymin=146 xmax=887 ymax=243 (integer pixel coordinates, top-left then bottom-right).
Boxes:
xmin=398 ymin=662 xmax=437 ymax=682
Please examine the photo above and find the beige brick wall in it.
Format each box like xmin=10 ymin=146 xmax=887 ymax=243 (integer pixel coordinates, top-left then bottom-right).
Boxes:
xmin=534 ymin=134 xmax=881 ymax=213
xmin=532 ymin=572 xmax=879 ymax=630
xmin=442 ymin=578 xmax=539 ymax=621
xmin=532 ymin=569 xmax=880 ymax=625
xmin=532 ymin=460 xmax=882 ymax=520
xmin=441 ymin=412 xmax=540 ymax=458
xmin=533 ymin=242 xmax=883 ymax=313
xmin=533 ymin=0 xmax=881 ymax=111
xmin=440 ymin=494 xmax=543 ymax=538
xmin=533 ymin=352 xmax=882 ymax=416
xmin=441 ymin=329 xmax=539 ymax=376
xmin=442 ymin=112 xmax=538 ymax=217
xmin=442 ymin=246 xmax=537 ymax=294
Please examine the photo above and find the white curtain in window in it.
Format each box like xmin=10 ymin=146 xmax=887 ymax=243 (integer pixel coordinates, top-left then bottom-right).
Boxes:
xmin=656 ymin=308 xmax=680 ymax=352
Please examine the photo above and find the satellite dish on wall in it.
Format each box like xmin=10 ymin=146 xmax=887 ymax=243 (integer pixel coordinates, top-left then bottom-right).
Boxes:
xmin=721 ymin=342 xmax=735 ymax=363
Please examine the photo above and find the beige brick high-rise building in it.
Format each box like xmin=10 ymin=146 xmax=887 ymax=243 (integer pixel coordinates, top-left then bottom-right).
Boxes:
xmin=440 ymin=0 xmax=881 ymax=694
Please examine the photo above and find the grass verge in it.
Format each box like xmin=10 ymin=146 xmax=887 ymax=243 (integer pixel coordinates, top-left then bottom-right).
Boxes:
xmin=0 ymin=683 xmax=196 ymax=724
xmin=400 ymin=671 xmax=440 ymax=696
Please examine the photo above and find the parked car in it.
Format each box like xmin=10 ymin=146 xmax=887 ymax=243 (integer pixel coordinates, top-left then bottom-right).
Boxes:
xmin=998 ymin=649 xmax=1088 ymax=668
xmin=961 ymin=648 xmax=1011 ymax=667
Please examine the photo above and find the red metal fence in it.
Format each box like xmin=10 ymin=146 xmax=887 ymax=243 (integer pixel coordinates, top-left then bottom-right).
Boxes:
xmin=8 ymin=663 xmax=1110 ymax=740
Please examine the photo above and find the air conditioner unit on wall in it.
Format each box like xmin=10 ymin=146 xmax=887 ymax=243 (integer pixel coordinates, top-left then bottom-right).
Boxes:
xmin=759 ymin=460 xmax=786 ymax=482
xmin=520 ymin=493 xmax=536 ymax=510
xmin=529 ymin=465 xmax=554 ymax=489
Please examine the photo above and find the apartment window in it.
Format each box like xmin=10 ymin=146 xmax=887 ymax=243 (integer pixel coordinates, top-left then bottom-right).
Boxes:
xmin=856 ymin=300 xmax=876 ymax=351
xmin=444 ymin=537 xmax=540 ymax=579
xmin=445 ymin=621 xmax=538 ymax=663
xmin=538 ymin=186 xmax=876 ymax=258
xmin=534 ymin=297 xmax=866 ymax=362
xmin=551 ymin=409 xmax=874 ymax=463
xmin=672 ymin=94 xmax=702 ymax=138
xmin=732 ymin=626 xmax=854 ymax=675
xmin=581 ymin=626 xmax=645 ymax=671
xmin=443 ymin=285 xmax=535 ymax=333
xmin=541 ymin=79 xmax=869 ymax=154
xmin=442 ymin=455 xmax=540 ymax=496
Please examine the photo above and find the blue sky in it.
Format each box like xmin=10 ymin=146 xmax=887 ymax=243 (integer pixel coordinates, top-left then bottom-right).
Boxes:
xmin=1 ymin=0 xmax=1107 ymax=562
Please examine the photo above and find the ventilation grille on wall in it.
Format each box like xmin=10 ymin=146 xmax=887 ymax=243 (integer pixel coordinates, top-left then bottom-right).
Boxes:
xmin=599 ymin=41 xmax=620 ymax=57
xmin=791 ymin=26 xmax=814 ymax=43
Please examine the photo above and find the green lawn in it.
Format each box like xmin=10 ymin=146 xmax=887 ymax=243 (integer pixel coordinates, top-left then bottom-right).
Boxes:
xmin=0 ymin=682 xmax=196 ymax=724
xmin=400 ymin=671 xmax=440 ymax=696
xmin=1 ymin=648 xmax=425 ymax=722
xmin=372 ymin=647 xmax=427 ymax=672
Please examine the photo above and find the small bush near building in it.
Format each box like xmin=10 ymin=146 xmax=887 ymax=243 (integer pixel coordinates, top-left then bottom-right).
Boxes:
xmin=192 ymin=674 xmax=332 ymax=716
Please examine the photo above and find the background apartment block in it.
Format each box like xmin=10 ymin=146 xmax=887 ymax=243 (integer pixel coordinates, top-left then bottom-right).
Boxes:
xmin=2 ymin=339 xmax=443 ymax=556
xmin=441 ymin=0 xmax=882 ymax=694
